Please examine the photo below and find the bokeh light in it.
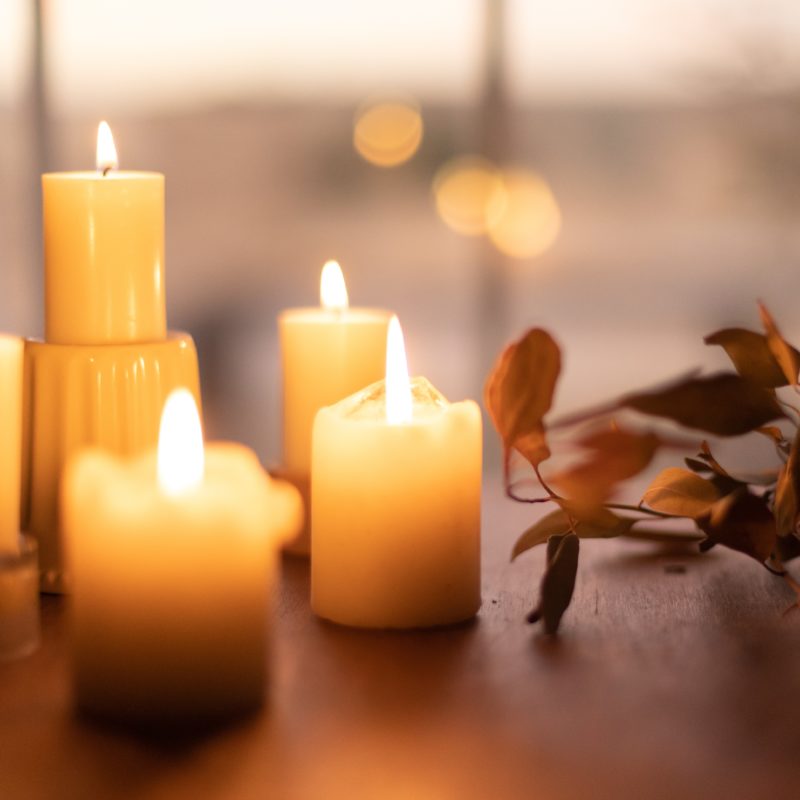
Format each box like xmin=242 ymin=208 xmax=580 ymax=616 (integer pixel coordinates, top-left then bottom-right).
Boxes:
xmin=433 ymin=156 xmax=506 ymax=236
xmin=434 ymin=158 xmax=561 ymax=258
xmin=487 ymin=169 xmax=561 ymax=259
xmin=353 ymin=100 xmax=423 ymax=168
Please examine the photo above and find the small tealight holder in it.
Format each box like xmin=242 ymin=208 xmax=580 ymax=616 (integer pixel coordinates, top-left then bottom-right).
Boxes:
xmin=0 ymin=535 xmax=40 ymax=662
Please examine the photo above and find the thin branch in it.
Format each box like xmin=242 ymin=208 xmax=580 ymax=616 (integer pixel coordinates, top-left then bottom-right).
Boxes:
xmin=549 ymin=400 xmax=619 ymax=431
xmin=534 ymin=464 xmax=561 ymax=501
xmin=505 ymin=483 xmax=552 ymax=505
xmin=604 ymin=502 xmax=674 ymax=519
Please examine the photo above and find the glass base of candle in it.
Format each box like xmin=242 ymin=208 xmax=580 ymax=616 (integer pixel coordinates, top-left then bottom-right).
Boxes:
xmin=272 ymin=467 xmax=310 ymax=557
xmin=0 ymin=534 xmax=40 ymax=662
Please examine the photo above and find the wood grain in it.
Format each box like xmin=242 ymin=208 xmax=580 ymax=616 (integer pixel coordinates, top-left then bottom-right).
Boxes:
xmin=1 ymin=483 xmax=799 ymax=800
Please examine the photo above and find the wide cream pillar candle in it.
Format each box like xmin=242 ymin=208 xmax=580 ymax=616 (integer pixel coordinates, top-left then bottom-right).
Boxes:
xmin=63 ymin=390 xmax=302 ymax=723
xmin=278 ymin=260 xmax=391 ymax=553
xmin=42 ymin=121 xmax=165 ymax=344
xmin=311 ymin=317 xmax=482 ymax=629
xmin=0 ymin=335 xmax=23 ymax=554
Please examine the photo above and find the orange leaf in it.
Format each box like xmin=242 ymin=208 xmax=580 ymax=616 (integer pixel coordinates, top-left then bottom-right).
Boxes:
xmin=759 ymin=302 xmax=800 ymax=387
xmin=621 ymin=373 xmax=785 ymax=436
xmin=484 ymin=328 xmax=561 ymax=475
xmin=704 ymin=327 xmax=797 ymax=388
xmin=697 ymin=489 xmax=776 ymax=563
xmin=551 ymin=427 xmax=663 ymax=508
xmin=775 ymin=428 xmax=800 ymax=538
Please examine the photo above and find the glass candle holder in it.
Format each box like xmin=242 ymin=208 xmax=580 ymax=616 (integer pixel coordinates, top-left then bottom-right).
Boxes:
xmin=0 ymin=534 xmax=40 ymax=661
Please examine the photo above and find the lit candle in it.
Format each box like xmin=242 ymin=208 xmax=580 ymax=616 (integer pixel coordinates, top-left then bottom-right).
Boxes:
xmin=0 ymin=335 xmax=23 ymax=555
xmin=278 ymin=260 xmax=391 ymax=553
xmin=42 ymin=121 xmax=166 ymax=344
xmin=25 ymin=122 xmax=201 ymax=593
xmin=64 ymin=390 xmax=302 ymax=723
xmin=311 ymin=317 xmax=482 ymax=629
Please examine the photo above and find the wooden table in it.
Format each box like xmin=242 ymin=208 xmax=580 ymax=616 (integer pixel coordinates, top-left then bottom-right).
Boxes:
xmin=2 ymin=484 xmax=799 ymax=800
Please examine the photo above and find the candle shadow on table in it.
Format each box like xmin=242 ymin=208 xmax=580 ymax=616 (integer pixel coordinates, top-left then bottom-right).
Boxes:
xmin=593 ymin=541 xmax=712 ymax=575
xmin=62 ymin=709 xmax=272 ymax=800
xmin=74 ymin=703 xmax=264 ymax=752
xmin=305 ymin=615 xmax=480 ymax=717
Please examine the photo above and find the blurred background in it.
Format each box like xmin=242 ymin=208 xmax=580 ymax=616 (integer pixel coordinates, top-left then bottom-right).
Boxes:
xmin=2 ymin=0 xmax=800 ymax=469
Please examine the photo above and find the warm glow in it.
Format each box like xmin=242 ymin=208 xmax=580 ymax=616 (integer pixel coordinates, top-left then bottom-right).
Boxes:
xmin=433 ymin=156 xmax=507 ymax=236
xmin=320 ymin=260 xmax=349 ymax=311
xmin=96 ymin=120 xmax=119 ymax=173
xmin=487 ymin=170 xmax=561 ymax=259
xmin=353 ymin=100 xmax=423 ymax=168
xmin=157 ymin=389 xmax=204 ymax=496
xmin=385 ymin=316 xmax=412 ymax=425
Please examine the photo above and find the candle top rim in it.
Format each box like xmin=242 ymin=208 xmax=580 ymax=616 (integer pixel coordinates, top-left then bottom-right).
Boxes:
xmin=67 ymin=442 xmax=302 ymax=548
xmin=321 ymin=375 xmax=467 ymax=425
xmin=42 ymin=171 xmax=164 ymax=180
xmin=279 ymin=307 xmax=393 ymax=324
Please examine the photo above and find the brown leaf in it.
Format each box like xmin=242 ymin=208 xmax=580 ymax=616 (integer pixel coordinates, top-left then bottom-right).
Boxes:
xmin=696 ymin=489 xmax=777 ymax=563
xmin=697 ymin=440 xmax=731 ymax=478
xmin=759 ymin=302 xmax=800 ymax=387
xmin=775 ymin=534 xmax=800 ymax=563
xmin=756 ymin=426 xmax=789 ymax=447
xmin=684 ymin=457 xmax=712 ymax=474
xmin=551 ymin=428 xmax=664 ymax=508
xmin=621 ymin=373 xmax=786 ymax=436
xmin=527 ymin=533 xmax=579 ymax=634
xmin=512 ymin=506 xmax=634 ymax=560
xmin=774 ymin=428 xmax=800 ymax=538
xmin=704 ymin=327 xmax=798 ymax=388
xmin=641 ymin=467 xmax=723 ymax=518
xmin=484 ymin=329 xmax=561 ymax=474
xmin=686 ymin=441 xmax=777 ymax=492
xmin=692 ymin=441 xmax=747 ymax=494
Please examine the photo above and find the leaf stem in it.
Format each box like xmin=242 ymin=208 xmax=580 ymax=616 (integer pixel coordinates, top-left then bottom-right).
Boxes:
xmin=505 ymin=484 xmax=552 ymax=505
xmin=549 ymin=400 xmax=619 ymax=431
xmin=604 ymin=502 xmax=674 ymax=519
xmin=534 ymin=464 xmax=562 ymax=501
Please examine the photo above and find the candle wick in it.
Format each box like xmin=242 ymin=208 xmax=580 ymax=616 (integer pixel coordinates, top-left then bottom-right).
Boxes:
xmin=102 ymin=166 xmax=112 ymax=177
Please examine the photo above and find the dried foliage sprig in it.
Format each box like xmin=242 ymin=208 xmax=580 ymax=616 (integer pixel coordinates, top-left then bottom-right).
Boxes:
xmin=485 ymin=302 xmax=800 ymax=634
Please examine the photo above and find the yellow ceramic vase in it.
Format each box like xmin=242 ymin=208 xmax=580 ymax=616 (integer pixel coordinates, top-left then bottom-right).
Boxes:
xmin=22 ymin=334 xmax=200 ymax=592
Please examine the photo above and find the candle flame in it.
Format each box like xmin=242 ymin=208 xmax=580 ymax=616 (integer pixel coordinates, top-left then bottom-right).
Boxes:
xmin=96 ymin=120 xmax=118 ymax=173
xmin=320 ymin=260 xmax=349 ymax=311
xmin=157 ymin=389 xmax=204 ymax=496
xmin=385 ymin=316 xmax=412 ymax=424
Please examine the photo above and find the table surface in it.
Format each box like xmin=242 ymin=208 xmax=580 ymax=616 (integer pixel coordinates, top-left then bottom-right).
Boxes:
xmin=2 ymin=483 xmax=799 ymax=800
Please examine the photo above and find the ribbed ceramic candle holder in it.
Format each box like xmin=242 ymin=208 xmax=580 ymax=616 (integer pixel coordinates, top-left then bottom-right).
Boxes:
xmin=21 ymin=333 xmax=200 ymax=593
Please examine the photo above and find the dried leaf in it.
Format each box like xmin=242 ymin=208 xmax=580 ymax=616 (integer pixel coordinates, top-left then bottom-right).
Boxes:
xmin=696 ymin=489 xmax=777 ymax=563
xmin=551 ymin=428 xmax=664 ymax=508
xmin=621 ymin=373 xmax=785 ymax=436
xmin=704 ymin=327 xmax=798 ymax=388
xmin=774 ymin=428 xmax=800 ymax=538
xmin=527 ymin=533 xmax=579 ymax=634
xmin=775 ymin=534 xmax=800 ymax=563
xmin=759 ymin=302 xmax=800 ymax=387
xmin=641 ymin=467 xmax=723 ymax=518
xmin=685 ymin=457 xmax=712 ymax=474
xmin=692 ymin=441 xmax=747 ymax=494
xmin=697 ymin=440 xmax=731 ymax=478
xmin=756 ymin=426 xmax=789 ymax=447
xmin=512 ymin=506 xmax=634 ymax=560
xmin=484 ymin=329 xmax=561 ymax=474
